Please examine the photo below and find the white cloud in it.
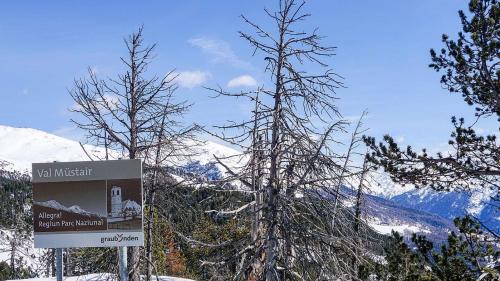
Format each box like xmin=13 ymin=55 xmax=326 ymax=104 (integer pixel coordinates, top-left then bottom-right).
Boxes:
xmin=102 ymin=94 xmax=119 ymax=109
xmin=395 ymin=136 xmax=405 ymax=144
xmin=227 ymin=75 xmax=258 ymax=88
xmin=174 ymin=71 xmax=212 ymax=88
xmin=70 ymin=93 xmax=119 ymax=112
xmin=188 ymin=37 xmax=250 ymax=68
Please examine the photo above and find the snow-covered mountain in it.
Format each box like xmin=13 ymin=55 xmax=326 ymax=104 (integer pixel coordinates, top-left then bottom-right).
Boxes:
xmin=122 ymin=200 xmax=142 ymax=213
xmin=8 ymin=273 xmax=194 ymax=281
xmin=0 ymin=125 xmax=240 ymax=173
xmin=0 ymin=124 xmax=405 ymax=196
xmin=0 ymin=125 xmax=108 ymax=173
xmin=363 ymin=170 xmax=414 ymax=199
xmin=34 ymin=200 xmax=104 ymax=218
xmin=34 ymin=199 xmax=68 ymax=211
xmin=1 ymin=124 xmax=493 ymax=241
xmin=360 ymin=167 xmax=498 ymax=235
xmin=392 ymin=187 xmax=499 ymax=234
xmin=339 ymin=186 xmax=454 ymax=241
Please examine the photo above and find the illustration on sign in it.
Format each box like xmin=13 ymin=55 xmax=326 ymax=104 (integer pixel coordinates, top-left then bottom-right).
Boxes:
xmin=107 ymin=179 xmax=142 ymax=230
xmin=33 ymin=180 xmax=107 ymax=232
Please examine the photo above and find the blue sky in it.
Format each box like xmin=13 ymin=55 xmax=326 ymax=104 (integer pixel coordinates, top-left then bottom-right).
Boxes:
xmin=0 ymin=1 xmax=494 ymax=151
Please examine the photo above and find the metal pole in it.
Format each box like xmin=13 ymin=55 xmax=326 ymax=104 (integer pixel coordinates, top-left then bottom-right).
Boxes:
xmin=55 ymin=248 xmax=63 ymax=281
xmin=118 ymin=246 xmax=128 ymax=281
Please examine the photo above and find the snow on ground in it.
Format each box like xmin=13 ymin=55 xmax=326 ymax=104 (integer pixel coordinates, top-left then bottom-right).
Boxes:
xmin=467 ymin=186 xmax=495 ymax=216
xmin=192 ymin=140 xmax=241 ymax=166
xmin=0 ymin=229 xmax=46 ymax=273
xmin=368 ymin=222 xmax=431 ymax=236
xmin=367 ymin=215 xmax=432 ymax=236
xmin=8 ymin=273 xmax=194 ymax=281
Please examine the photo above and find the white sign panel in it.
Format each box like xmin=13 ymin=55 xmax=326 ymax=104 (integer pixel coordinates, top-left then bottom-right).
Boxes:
xmin=32 ymin=159 xmax=144 ymax=248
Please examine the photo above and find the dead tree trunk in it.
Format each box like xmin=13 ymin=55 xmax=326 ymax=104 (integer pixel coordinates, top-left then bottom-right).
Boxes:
xmin=352 ymin=155 xmax=369 ymax=279
xmin=9 ymin=235 xmax=16 ymax=278
xmin=263 ymin=17 xmax=285 ymax=279
xmin=145 ymin=188 xmax=156 ymax=281
xmin=248 ymin=93 xmax=266 ymax=280
xmin=128 ymin=40 xmax=141 ymax=281
xmin=145 ymin=110 xmax=168 ymax=281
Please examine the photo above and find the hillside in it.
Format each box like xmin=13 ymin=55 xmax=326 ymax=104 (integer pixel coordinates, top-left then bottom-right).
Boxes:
xmin=0 ymin=125 xmax=108 ymax=173
xmin=0 ymin=125 xmax=240 ymax=173
xmin=7 ymin=273 xmax=194 ymax=281
xmin=340 ymin=187 xmax=455 ymax=241
xmin=0 ymin=125 xmax=462 ymax=241
xmin=392 ymin=187 xmax=499 ymax=234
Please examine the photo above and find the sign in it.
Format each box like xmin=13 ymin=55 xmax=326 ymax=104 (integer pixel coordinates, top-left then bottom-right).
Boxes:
xmin=32 ymin=159 xmax=144 ymax=248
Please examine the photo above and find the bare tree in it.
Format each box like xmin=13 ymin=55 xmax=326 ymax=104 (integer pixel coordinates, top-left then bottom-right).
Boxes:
xmin=142 ymin=106 xmax=198 ymax=281
xmin=192 ymin=1 xmax=373 ymax=280
xmin=69 ymin=27 xmax=196 ymax=281
xmin=351 ymin=154 xmax=372 ymax=280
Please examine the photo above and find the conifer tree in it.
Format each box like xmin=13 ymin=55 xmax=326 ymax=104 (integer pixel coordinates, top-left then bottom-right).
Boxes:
xmin=412 ymin=216 xmax=499 ymax=280
xmin=374 ymin=231 xmax=435 ymax=281
xmin=364 ymin=0 xmax=499 ymax=235
xmin=373 ymin=216 xmax=499 ymax=281
xmin=0 ymin=169 xmax=35 ymax=279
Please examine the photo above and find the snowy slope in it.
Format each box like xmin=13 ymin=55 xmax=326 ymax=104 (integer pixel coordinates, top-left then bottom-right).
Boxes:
xmin=392 ymin=187 xmax=499 ymax=233
xmin=0 ymin=125 xmax=471 ymax=240
xmin=363 ymin=170 xmax=413 ymax=198
xmin=0 ymin=125 xmax=108 ymax=173
xmin=341 ymin=187 xmax=454 ymax=241
xmin=8 ymin=273 xmax=194 ymax=281
xmin=34 ymin=200 xmax=104 ymax=218
xmin=361 ymin=168 xmax=498 ymax=235
xmin=1 ymin=124 xmax=404 ymax=196
xmin=0 ymin=230 xmax=46 ymax=274
xmin=0 ymin=125 xmax=240 ymax=174
xmin=122 ymin=200 xmax=142 ymax=213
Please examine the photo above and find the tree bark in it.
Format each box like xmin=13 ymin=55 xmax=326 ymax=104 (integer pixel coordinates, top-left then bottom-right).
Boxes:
xmin=352 ymin=156 xmax=368 ymax=279
xmin=145 ymin=187 xmax=155 ymax=281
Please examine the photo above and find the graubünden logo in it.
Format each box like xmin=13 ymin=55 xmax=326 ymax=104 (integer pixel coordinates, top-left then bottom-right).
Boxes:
xmin=101 ymin=234 xmax=140 ymax=244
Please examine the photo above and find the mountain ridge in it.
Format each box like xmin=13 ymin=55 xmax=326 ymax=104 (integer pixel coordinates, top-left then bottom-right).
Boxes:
xmin=3 ymin=124 xmax=490 ymax=240
xmin=392 ymin=187 xmax=499 ymax=233
xmin=0 ymin=124 xmax=240 ymax=173
xmin=34 ymin=200 xmax=105 ymax=218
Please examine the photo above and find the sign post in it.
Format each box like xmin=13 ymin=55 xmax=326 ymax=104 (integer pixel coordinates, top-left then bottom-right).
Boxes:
xmin=32 ymin=159 xmax=143 ymax=280
xmin=118 ymin=246 xmax=128 ymax=281
xmin=56 ymin=248 xmax=63 ymax=281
